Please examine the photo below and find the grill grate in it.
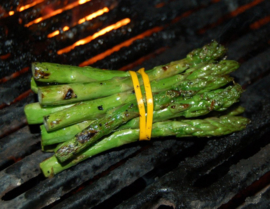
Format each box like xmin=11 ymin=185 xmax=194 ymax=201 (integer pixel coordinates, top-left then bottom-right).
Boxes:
xmin=1 ymin=0 xmax=270 ymax=208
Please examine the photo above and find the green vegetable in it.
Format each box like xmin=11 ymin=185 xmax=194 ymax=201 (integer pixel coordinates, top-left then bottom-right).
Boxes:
xmin=38 ymin=41 xmax=227 ymax=106
xmin=40 ymin=115 xmax=249 ymax=177
xmin=24 ymin=103 xmax=74 ymax=124
xmin=31 ymin=77 xmax=38 ymax=93
xmin=41 ymin=120 xmax=93 ymax=146
xmin=32 ymin=62 xmax=130 ymax=83
xmin=43 ymin=60 xmax=237 ymax=131
xmin=41 ymin=106 xmax=246 ymax=146
xmin=120 ymin=84 xmax=243 ymax=130
xmin=54 ymin=84 xmax=243 ymax=163
xmin=22 ymin=41 xmax=250 ymax=178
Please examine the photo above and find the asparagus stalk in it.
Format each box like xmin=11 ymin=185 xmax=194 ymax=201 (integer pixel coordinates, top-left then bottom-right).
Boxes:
xmin=227 ymin=106 xmax=245 ymax=115
xmin=41 ymin=120 xmax=93 ymax=146
xmin=43 ymin=60 xmax=237 ymax=131
xmin=44 ymin=75 xmax=232 ymax=132
xmin=119 ymin=84 xmax=243 ymax=130
xmin=41 ymin=115 xmax=250 ymax=177
xmin=32 ymin=62 xmax=130 ymax=83
xmin=54 ymin=84 xmax=242 ymax=163
xmin=41 ymin=87 xmax=188 ymax=144
xmin=31 ymin=77 xmax=38 ymax=93
xmin=41 ymin=106 xmax=245 ymax=146
xmin=205 ymin=106 xmax=245 ymax=118
xmin=54 ymin=88 xmax=189 ymax=162
xmin=24 ymin=103 xmax=74 ymax=124
xmin=42 ymin=144 xmax=58 ymax=152
xmin=41 ymin=76 xmax=236 ymax=146
xmin=38 ymin=41 xmax=227 ymax=106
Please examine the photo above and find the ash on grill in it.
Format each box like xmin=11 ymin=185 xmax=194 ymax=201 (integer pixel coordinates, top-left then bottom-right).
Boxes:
xmin=1 ymin=0 xmax=270 ymax=208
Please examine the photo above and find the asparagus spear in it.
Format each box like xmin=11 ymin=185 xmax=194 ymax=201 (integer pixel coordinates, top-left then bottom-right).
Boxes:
xmin=41 ymin=120 xmax=93 ymax=146
xmin=119 ymin=84 xmax=243 ymax=130
xmin=43 ymin=60 xmax=237 ymax=131
xmin=227 ymin=106 xmax=245 ymax=115
xmin=41 ymin=86 xmax=188 ymax=144
xmin=31 ymin=77 xmax=38 ymax=93
xmin=24 ymin=103 xmax=74 ymax=124
xmin=41 ymin=106 xmax=245 ymax=146
xmin=41 ymin=115 xmax=250 ymax=177
xmin=44 ymin=75 xmax=232 ymax=132
xmin=32 ymin=62 xmax=130 ymax=83
xmin=41 ymin=75 xmax=236 ymax=146
xmin=54 ymin=88 xmax=189 ymax=162
xmin=55 ymin=84 xmax=242 ymax=163
xmin=38 ymin=41 xmax=227 ymax=106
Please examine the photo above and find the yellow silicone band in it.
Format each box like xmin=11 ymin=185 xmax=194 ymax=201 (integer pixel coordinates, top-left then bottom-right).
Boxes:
xmin=138 ymin=68 xmax=153 ymax=140
xmin=129 ymin=71 xmax=146 ymax=140
xmin=129 ymin=68 xmax=153 ymax=141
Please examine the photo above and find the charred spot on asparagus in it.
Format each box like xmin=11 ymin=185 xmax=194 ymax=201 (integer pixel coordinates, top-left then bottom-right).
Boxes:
xmin=34 ymin=67 xmax=50 ymax=79
xmin=162 ymin=66 xmax=168 ymax=71
xmin=76 ymin=129 xmax=98 ymax=144
xmin=64 ymin=89 xmax=76 ymax=100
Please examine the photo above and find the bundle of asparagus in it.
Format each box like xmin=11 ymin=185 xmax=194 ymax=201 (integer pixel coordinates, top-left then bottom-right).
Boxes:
xmin=24 ymin=41 xmax=250 ymax=177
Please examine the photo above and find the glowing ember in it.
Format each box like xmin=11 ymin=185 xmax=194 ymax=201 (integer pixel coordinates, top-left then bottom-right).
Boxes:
xmin=230 ymin=0 xmax=263 ymax=17
xmin=47 ymin=26 xmax=69 ymax=38
xmin=199 ymin=0 xmax=264 ymax=34
xmin=0 ymin=67 xmax=29 ymax=83
xmin=47 ymin=30 xmax=60 ymax=38
xmin=63 ymin=26 xmax=69 ymax=31
xmin=9 ymin=11 xmax=14 ymax=16
xmin=57 ymin=18 xmax=131 ymax=55
xmin=79 ymin=0 xmax=88 ymax=4
xmin=0 ymin=53 xmax=11 ymax=60
xmin=25 ymin=0 xmax=92 ymax=27
xmin=78 ymin=7 xmax=109 ymax=24
xmin=79 ymin=26 xmax=163 ymax=67
xmin=0 ymin=89 xmax=33 ymax=109
xmin=48 ymin=7 xmax=109 ymax=38
xmin=18 ymin=0 xmax=45 ymax=12
xmin=250 ymin=15 xmax=270 ymax=30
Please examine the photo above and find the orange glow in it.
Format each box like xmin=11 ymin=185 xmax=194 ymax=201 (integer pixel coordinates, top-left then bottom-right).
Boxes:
xmin=63 ymin=26 xmax=69 ymax=31
xmin=47 ymin=26 xmax=68 ymax=38
xmin=58 ymin=18 xmax=131 ymax=55
xmin=0 ymin=89 xmax=33 ymax=109
xmin=155 ymin=2 xmax=166 ymax=8
xmin=230 ymin=0 xmax=263 ymax=17
xmin=250 ymin=15 xmax=270 ymax=29
xmin=198 ymin=0 xmax=264 ymax=34
xmin=79 ymin=26 xmax=163 ymax=67
xmin=171 ymin=10 xmax=194 ymax=24
xmin=0 ymin=67 xmax=29 ymax=83
xmin=25 ymin=0 xmax=91 ymax=27
xmin=18 ymin=0 xmax=45 ymax=12
xmin=47 ymin=7 xmax=109 ymax=38
xmin=47 ymin=30 xmax=60 ymax=38
xmin=9 ymin=156 xmax=23 ymax=163
xmin=9 ymin=11 xmax=14 ymax=16
xmin=79 ymin=0 xmax=88 ymax=4
xmin=0 ymin=53 xmax=11 ymax=60
xmin=78 ymin=7 xmax=109 ymax=24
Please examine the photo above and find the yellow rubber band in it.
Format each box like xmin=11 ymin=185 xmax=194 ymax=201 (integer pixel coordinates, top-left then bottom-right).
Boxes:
xmin=138 ymin=68 xmax=153 ymax=140
xmin=129 ymin=71 xmax=146 ymax=140
xmin=129 ymin=68 xmax=153 ymax=141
